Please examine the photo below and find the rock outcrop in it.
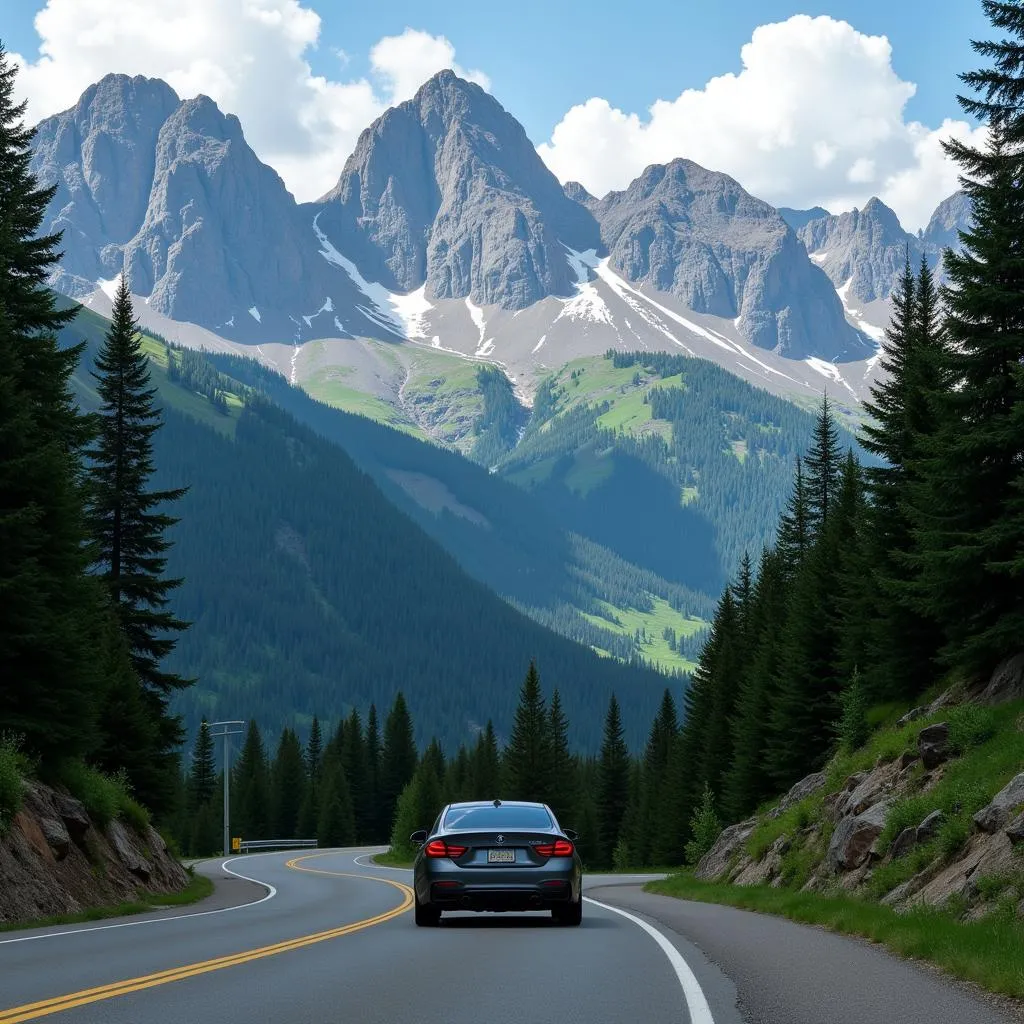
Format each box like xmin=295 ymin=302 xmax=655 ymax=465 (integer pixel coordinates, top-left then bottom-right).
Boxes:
xmin=694 ymin=663 xmax=1024 ymax=921
xmin=314 ymin=70 xmax=600 ymax=310
xmin=0 ymin=778 xmax=188 ymax=925
xmin=592 ymin=160 xmax=873 ymax=361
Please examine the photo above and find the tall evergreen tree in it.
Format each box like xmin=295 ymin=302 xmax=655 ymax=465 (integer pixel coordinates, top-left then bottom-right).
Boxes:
xmin=365 ymin=704 xmax=382 ymax=840
xmin=596 ymin=694 xmax=630 ymax=866
xmin=380 ymin=692 xmax=417 ymax=837
xmin=803 ymin=394 xmax=842 ymax=537
xmin=637 ymin=689 xmax=678 ymax=866
xmin=318 ymin=755 xmax=356 ymax=847
xmin=87 ymin=277 xmax=191 ymax=802
xmin=305 ymin=716 xmax=323 ymax=783
xmin=471 ymin=720 xmax=501 ymax=798
xmin=546 ymin=689 xmax=576 ymax=827
xmin=723 ymin=548 xmax=788 ymax=820
xmin=232 ymin=720 xmax=270 ymax=840
xmin=270 ymin=728 xmax=305 ymax=839
xmin=0 ymin=45 xmax=102 ymax=766
xmin=907 ymin=34 xmax=1024 ymax=670
xmin=187 ymin=720 xmax=217 ymax=810
xmin=340 ymin=709 xmax=369 ymax=840
xmin=776 ymin=456 xmax=811 ymax=575
xmin=503 ymin=661 xmax=552 ymax=803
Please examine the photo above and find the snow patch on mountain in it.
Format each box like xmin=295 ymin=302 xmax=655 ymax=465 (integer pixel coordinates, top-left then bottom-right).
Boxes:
xmin=805 ymin=356 xmax=858 ymax=399
xmin=466 ymin=297 xmax=495 ymax=356
xmin=532 ymin=334 xmax=547 ymax=354
xmin=248 ymin=306 xmax=261 ymax=323
xmin=836 ymin=279 xmax=886 ymax=343
xmin=97 ymin=275 xmax=122 ymax=300
xmin=313 ymin=214 xmax=434 ymax=340
xmin=302 ymin=296 xmax=334 ymax=328
xmin=557 ymin=246 xmax=613 ymax=327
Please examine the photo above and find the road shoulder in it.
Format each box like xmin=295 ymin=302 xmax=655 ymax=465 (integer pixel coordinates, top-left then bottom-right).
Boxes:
xmin=589 ymin=885 xmax=1023 ymax=1024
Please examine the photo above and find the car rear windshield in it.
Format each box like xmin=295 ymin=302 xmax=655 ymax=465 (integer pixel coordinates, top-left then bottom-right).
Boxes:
xmin=443 ymin=805 xmax=553 ymax=831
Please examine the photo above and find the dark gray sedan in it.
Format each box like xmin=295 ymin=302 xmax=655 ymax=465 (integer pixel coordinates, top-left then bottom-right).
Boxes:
xmin=410 ymin=799 xmax=583 ymax=926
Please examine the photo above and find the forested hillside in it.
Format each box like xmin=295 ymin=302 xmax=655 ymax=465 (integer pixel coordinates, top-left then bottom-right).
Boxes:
xmin=54 ymin=308 xmax=673 ymax=752
xmin=497 ymin=351 xmax=862 ymax=596
xmin=206 ymin=350 xmax=712 ymax=670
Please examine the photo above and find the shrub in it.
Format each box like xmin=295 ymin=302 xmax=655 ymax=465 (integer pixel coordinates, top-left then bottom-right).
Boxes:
xmin=0 ymin=734 xmax=27 ymax=833
xmin=947 ymin=704 xmax=1000 ymax=754
xmin=59 ymin=762 xmax=149 ymax=829
xmin=685 ymin=784 xmax=721 ymax=866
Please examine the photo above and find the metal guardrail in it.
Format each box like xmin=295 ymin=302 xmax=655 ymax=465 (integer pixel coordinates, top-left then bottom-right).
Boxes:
xmin=235 ymin=839 xmax=318 ymax=853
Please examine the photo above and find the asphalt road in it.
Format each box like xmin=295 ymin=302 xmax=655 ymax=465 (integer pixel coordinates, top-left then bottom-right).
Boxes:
xmin=0 ymin=849 xmax=1018 ymax=1024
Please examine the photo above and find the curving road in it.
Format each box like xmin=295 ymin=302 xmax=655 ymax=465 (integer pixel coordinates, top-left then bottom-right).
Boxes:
xmin=0 ymin=849 xmax=1017 ymax=1024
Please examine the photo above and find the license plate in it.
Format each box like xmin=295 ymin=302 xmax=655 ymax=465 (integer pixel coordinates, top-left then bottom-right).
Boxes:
xmin=487 ymin=848 xmax=515 ymax=863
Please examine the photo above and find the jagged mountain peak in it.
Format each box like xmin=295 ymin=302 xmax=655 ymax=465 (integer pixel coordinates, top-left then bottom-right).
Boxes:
xmin=312 ymin=69 xmax=599 ymax=309
xmin=589 ymin=156 xmax=870 ymax=360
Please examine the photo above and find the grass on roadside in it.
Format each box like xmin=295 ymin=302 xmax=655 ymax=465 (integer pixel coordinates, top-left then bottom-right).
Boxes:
xmin=0 ymin=870 xmax=214 ymax=934
xmin=649 ymin=872 xmax=1024 ymax=999
xmin=373 ymin=850 xmax=413 ymax=869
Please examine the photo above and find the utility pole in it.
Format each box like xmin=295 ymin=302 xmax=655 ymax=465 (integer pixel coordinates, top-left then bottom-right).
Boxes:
xmin=209 ymin=720 xmax=244 ymax=858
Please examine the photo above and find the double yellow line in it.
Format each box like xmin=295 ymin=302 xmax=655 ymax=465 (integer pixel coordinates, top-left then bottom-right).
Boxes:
xmin=0 ymin=855 xmax=413 ymax=1024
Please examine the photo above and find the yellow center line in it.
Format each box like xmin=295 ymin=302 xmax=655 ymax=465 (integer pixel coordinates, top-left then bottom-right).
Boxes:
xmin=0 ymin=854 xmax=413 ymax=1024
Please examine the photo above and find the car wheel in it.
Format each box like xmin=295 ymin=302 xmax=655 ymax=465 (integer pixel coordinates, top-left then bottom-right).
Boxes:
xmin=552 ymin=898 xmax=582 ymax=926
xmin=414 ymin=893 xmax=441 ymax=927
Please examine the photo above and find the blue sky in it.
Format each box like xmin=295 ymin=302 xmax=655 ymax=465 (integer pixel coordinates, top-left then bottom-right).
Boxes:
xmin=2 ymin=0 xmax=993 ymax=227
xmin=3 ymin=0 xmax=987 ymax=140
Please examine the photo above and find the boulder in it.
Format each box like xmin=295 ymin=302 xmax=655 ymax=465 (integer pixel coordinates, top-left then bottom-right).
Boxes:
xmin=768 ymin=771 xmax=827 ymax=819
xmin=972 ymin=773 xmax=1024 ymax=833
xmin=53 ymin=792 xmax=91 ymax=842
xmin=897 ymin=706 xmax=927 ymax=728
xmin=978 ymin=652 xmax=1024 ymax=705
xmin=889 ymin=827 xmax=918 ymax=860
xmin=106 ymin=821 xmax=151 ymax=879
xmin=1005 ymin=812 xmax=1024 ymax=844
xmin=733 ymin=836 xmax=789 ymax=887
xmin=916 ymin=810 xmax=945 ymax=843
xmin=834 ymin=760 xmax=900 ymax=819
xmin=828 ymin=801 xmax=891 ymax=871
xmin=38 ymin=817 xmax=70 ymax=861
xmin=694 ymin=818 xmax=756 ymax=882
xmin=918 ymin=723 xmax=950 ymax=769
xmin=911 ymin=831 xmax=1017 ymax=907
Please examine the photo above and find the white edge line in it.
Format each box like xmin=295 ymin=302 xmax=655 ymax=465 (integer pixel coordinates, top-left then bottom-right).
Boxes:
xmin=584 ymin=895 xmax=715 ymax=1024
xmin=0 ymin=854 xmax=279 ymax=945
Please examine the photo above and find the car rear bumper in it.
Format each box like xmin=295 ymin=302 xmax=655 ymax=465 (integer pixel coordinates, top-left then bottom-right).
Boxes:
xmin=429 ymin=879 xmax=573 ymax=911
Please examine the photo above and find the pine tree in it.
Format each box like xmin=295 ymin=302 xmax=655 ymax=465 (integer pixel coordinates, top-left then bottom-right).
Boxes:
xmin=776 ymin=456 xmax=811 ymax=575
xmin=380 ymin=693 xmax=417 ymax=839
xmin=906 ymin=36 xmax=1024 ymax=671
xmin=232 ymin=721 xmax=270 ymax=840
xmin=546 ymin=689 xmax=576 ymax=827
xmin=861 ymin=256 xmax=944 ymax=699
xmin=803 ymin=394 xmax=842 ymax=537
xmin=503 ymin=661 xmax=551 ymax=803
xmin=636 ymin=689 xmax=678 ymax=865
xmin=364 ymin=705 xmax=382 ymax=839
xmin=317 ymin=756 xmax=356 ymax=847
xmin=305 ymin=717 xmax=323 ymax=783
xmin=187 ymin=720 xmax=217 ymax=810
xmin=596 ymin=694 xmax=630 ymax=866
xmin=684 ymin=784 xmax=721 ymax=866
xmin=270 ymin=728 xmax=306 ymax=839
xmin=87 ymin=277 xmax=191 ymax=802
xmin=340 ymin=709 xmax=368 ymax=840
xmin=471 ymin=720 xmax=501 ymax=798
xmin=723 ymin=549 xmax=788 ymax=820
xmin=0 ymin=45 xmax=103 ymax=766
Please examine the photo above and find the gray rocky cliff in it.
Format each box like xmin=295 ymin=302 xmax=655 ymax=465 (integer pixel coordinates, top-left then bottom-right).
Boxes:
xmin=312 ymin=70 xmax=601 ymax=310
xmin=592 ymin=160 xmax=871 ymax=360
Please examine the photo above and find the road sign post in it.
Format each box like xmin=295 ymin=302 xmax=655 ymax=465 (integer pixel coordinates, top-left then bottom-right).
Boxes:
xmin=209 ymin=720 xmax=244 ymax=858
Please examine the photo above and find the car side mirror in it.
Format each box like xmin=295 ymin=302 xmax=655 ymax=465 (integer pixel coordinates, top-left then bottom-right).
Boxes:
xmin=409 ymin=829 xmax=428 ymax=845
xmin=563 ymin=828 xmax=578 ymax=841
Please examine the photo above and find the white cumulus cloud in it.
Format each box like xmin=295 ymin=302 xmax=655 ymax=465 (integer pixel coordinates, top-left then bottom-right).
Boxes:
xmin=10 ymin=0 xmax=488 ymax=202
xmin=537 ymin=15 xmax=983 ymax=231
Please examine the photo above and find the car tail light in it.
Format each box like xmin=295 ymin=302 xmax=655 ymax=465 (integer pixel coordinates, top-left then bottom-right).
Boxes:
xmin=534 ymin=839 xmax=574 ymax=858
xmin=424 ymin=840 xmax=468 ymax=859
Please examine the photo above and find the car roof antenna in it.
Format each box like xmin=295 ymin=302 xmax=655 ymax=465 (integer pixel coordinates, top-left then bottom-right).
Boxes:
xmin=493 ymin=798 xmax=501 ymax=806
